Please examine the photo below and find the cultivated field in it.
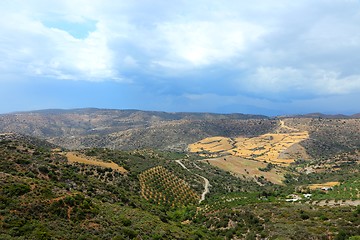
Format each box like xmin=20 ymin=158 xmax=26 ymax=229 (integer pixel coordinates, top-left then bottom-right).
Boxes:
xmin=230 ymin=132 xmax=309 ymax=165
xmin=202 ymin=156 xmax=286 ymax=185
xmin=189 ymin=120 xmax=309 ymax=166
xmin=65 ymin=152 xmax=127 ymax=174
xmin=139 ymin=166 xmax=199 ymax=206
xmin=188 ymin=136 xmax=234 ymax=153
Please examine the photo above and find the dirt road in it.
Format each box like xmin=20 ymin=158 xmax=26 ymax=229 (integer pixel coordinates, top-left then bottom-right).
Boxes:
xmin=175 ymin=160 xmax=209 ymax=203
xmin=278 ymin=119 xmax=299 ymax=132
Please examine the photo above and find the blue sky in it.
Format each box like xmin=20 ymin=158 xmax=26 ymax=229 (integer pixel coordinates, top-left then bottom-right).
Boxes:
xmin=1 ymin=0 xmax=360 ymax=116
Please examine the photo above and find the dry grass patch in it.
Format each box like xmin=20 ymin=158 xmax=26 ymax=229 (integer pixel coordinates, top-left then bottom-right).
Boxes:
xmin=188 ymin=136 xmax=234 ymax=153
xmin=65 ymin=152 xmax=127 ymax=174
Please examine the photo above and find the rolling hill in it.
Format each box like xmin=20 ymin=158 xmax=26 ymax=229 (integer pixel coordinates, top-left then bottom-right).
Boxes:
xmin=0 ymin=108 xmax=276 ymax=151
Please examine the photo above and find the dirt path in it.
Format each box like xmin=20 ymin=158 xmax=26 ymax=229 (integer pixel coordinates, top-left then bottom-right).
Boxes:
xmin=175 ymin=160 xmax=187 ymax=170
xmin=175 ymin=160 xmax=210 ymax=203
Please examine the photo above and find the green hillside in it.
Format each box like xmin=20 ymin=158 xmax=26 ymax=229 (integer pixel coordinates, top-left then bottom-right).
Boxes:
xmin=0 ymin=133 xmax=359 ymax=239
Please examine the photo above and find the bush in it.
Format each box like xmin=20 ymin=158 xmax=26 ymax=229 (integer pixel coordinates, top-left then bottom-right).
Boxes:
xmin=120 ymin=217 xmax=132 ymax=227
xmin=120 ymin=227 xmax=137 ymax=239
xmin=38 ymin=166 xmax=49 ymax=174
xmin=300 ymin=213 xmax=310 ymax=220
xmin=4 ymin=183 xmax=31 ymax=197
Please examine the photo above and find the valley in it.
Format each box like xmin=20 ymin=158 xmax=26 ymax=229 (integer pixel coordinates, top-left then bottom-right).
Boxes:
xmin=0 ymin=109 xmax=360 ymax=239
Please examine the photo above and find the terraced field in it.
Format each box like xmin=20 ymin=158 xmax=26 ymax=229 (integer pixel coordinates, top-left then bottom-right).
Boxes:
xmin=189 ymin=120 xmax=309 ymax=166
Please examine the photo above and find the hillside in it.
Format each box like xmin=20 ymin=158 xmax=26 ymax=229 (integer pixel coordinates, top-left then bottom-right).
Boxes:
xmin=1 ymin=109 xmax=359 ymax=161
xmin=281 ymin=118 xmax=360 ymax=158
xmin=0 ymin=133 xmax=215 ymax=239
xmin=2 ymin=109 xmax=360 ymax=187
xmin=1 ymin=133 xmax=359 ymax=239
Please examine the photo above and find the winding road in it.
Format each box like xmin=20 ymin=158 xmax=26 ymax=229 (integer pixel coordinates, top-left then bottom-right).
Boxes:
xmin=175 ymin=160 xmax=210 ymax=203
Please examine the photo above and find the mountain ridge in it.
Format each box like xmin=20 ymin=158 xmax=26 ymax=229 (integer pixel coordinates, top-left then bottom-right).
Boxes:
xmin=0 ymin=108 xmax=276 ymax=151
xmin=4 ymin=107 xmax=360 ymax=117
xmin=280 ymin=112 xmax=360 ymax=119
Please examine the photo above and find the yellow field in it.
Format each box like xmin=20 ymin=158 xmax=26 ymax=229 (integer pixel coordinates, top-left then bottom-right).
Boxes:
xmin=308 ymin=182 xmax=340 ymax=190
xmin=189 ymin=132 xmax=309 ymax=166
xmin=188 ymin=136 xmax=234 ymax=153
xmin=202 ymin=156 xmax=286 ymax=185
xmin=65 ymin=152 xmax=127 ymax=174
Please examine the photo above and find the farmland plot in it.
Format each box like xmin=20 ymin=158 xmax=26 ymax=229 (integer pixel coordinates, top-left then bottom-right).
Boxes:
xmin=189 ymin=131 xmax=309 ymax=165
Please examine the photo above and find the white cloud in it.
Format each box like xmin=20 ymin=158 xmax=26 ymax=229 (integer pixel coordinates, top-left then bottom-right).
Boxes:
xmin=249 ymin=67 xmax=304 ymax=93
xmin=0 ymin=11 xmax=118 ymax=81
xmin=246 ymin=67 xmax=360 ymax=96
xmin=313 ymin=71 xmax=360 ymax=95
xmin=155 ymin=20 xmax=266 ymax=67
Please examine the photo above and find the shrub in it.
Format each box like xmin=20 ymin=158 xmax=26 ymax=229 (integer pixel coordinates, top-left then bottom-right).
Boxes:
xmin=38 ymin=166 xmax=49 ymax=174
xmin=4 ymin=183 xmax=31 ymax=197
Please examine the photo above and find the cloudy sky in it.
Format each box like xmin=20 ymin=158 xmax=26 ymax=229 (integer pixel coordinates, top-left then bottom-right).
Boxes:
xmin=1 ymin=0 xmax=360 ymax=115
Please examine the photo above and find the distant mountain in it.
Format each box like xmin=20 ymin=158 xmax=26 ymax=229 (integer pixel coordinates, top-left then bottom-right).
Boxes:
xmin=351 ymin=113 xmax=360 ymax=118
xmin=0 ymin=108 xmax=275 ymax=150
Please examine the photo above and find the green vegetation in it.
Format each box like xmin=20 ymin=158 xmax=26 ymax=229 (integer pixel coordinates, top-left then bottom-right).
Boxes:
xmin=0 ymin=135 xmax=216 ymax=239
xmin=0 ymin=133 xmax=359 ymax=239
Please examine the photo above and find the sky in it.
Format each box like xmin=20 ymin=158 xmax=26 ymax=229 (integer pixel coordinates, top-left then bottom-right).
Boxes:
xmin=1 ymin=0 xmax=360 ymax=116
